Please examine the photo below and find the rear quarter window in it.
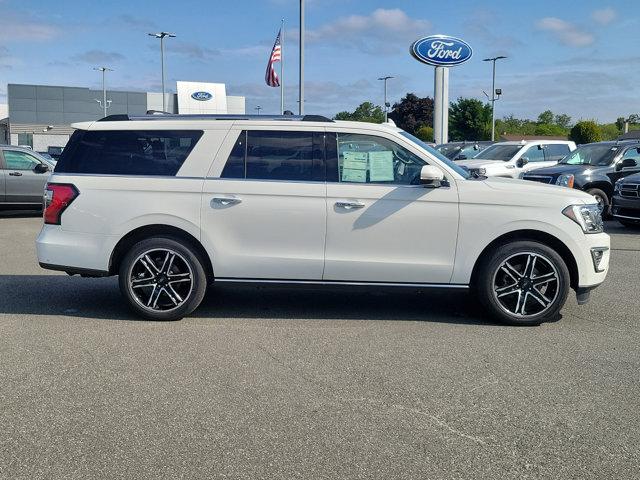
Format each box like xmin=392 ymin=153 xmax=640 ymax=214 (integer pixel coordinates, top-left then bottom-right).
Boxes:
xmin=55 ymin=129 xmax=203 ymax=176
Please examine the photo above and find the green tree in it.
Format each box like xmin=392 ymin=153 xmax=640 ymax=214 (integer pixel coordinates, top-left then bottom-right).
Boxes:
xmin=388 ymin=93 xmax=434 ymax=135
xmin=448 ymin=97 xmax=492 ymax=140
xmin=537 ymin=110 xmax=554 ymax=125
xmin=534 ymin=123 xmax=567 ymax=136
xmin=415 ymin=125 xmax=434 ymax=142
xmin=569 ymin=121 xmax=602 ymax=144
xmin=554 ymin=114 xmax=572 ymax=129
xmin=599 ymin=123 xmax=620 ymax=141
xmin=334 ymin=102 xmax=385 ymax=123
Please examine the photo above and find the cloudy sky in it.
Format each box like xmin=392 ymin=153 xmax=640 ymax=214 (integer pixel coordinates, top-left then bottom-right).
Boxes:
xmin=0 ymin=0 xmax=638 ymax=122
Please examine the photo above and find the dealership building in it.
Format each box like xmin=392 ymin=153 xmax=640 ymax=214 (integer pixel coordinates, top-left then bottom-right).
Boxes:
xmin=0 ymin=81 xmax=245 ymax=151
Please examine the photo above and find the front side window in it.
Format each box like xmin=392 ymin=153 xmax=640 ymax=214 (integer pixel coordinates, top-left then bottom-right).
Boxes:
xmin=220 ymin=130 xmax=323 ymax=181
xmin=560 ymin=144 xmax=618 ymax=166
xmin=331 ymin=133 xmax=425 ymax=185
xmin=521 ymin=145 xmax=546 ymax=163
xmin=3 ymin=150 xmax=40 ymax=170
xmin=544 ymin=144 xmax=570 ymax=162
xmin=55 ymin=129 xmax=203 ymax=176
xmin=621 ymin=147 xmax=640 ymax=163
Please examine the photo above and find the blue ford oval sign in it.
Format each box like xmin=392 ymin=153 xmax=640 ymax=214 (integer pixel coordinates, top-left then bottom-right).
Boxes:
xmin=410 ymin=35 xmax=473 ymax=67
xmin=191 ymin=91 xmax=213 ymax=101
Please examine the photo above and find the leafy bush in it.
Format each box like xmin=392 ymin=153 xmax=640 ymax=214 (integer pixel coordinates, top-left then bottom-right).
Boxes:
xmin=569 ymin=121 xmax=602 ymax=144
xmin=416 ymin=126 xmax=434 ymax=143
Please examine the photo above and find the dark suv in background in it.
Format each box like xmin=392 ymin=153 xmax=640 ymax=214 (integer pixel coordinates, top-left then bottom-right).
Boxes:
xmin=612 ymin=173 xmax=640 ymax=227
xmin=522 ymin=140 xmax=640 ymax=213
xmin=436 ymin=141 xmax=494 ymax=160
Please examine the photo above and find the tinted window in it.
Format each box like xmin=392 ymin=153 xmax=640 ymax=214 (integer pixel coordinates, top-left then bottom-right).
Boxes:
xmin=399 ymin=131 xmax=470 ymax=179
xmin=220 ymin=130 xmax=323 ymax=181
xmin=55 ymin=129 xmax=203 ymax=176
xmin=544 ymin=144 xmax=570 ymax=162
xmin=474 ymin=144 xmax=523 ymax=161
xmin=621 ymin=147 xmax=640 ymax=163
xmin=522 ymin=145 xmax=545 ymax=162
xmin=3 ymin=150 xmax=40 ymax=170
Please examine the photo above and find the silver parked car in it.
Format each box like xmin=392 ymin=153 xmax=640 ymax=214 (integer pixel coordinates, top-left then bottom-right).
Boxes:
xmin=0 ymin=145 xmax=55 ymax=209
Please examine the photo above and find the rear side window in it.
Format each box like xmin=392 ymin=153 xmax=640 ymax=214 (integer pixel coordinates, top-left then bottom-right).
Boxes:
xmin=220 ymin=130 xmax=324 ymax=181
xmin=55 ymin=129 xmax=203 ymax=176
xmin=545 ymin=144 xmax=570 ymax=162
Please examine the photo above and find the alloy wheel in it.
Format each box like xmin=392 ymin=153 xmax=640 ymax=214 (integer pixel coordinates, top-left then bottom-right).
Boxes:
xmin=128 ymin=248 xmax=194 ymax=312
xmin=492 ymin=252 xmax=560 ymax=318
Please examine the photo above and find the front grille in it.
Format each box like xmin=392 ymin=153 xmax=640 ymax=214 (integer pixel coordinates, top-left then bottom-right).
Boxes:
xmin=522 ymin=175 xmax=554 ymax=184
xmin=620 ymin=183 xmax=640 ymax=198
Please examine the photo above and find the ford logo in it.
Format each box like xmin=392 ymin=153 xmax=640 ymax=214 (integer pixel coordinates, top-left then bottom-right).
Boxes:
xmin=410 ymin=35 xmax=473 ymax=67
xmin=191 ymin=91 xmax=213 ymax=101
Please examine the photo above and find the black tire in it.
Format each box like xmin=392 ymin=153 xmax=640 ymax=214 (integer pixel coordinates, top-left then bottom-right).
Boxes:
xmin=475 ymin=241 xmax=570 ymax=326
xmin=586 ymin=188 xmax=610 ymax=217
xmin=118 ymin=236 xmax=207 ymax=321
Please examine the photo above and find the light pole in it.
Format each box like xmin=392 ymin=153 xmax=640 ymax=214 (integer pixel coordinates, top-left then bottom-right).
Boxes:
xmin=93 ymin=66 xmax=113 ymax=117
xmin=148 ymin=31 xmax=176 ymax=112
xmin=255 ymin=105 xmax=262 ymax=115
xmin=299 ymin=0 xmax=305 ymax=115
xmin=483 ymin=56 xmax=506 ymax=141
xmin=378 ymin=76 xmax=394 ymax=122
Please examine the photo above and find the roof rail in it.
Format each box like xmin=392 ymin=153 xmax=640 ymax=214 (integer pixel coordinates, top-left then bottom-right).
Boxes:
xmin=97 ymin=113 xmax=334 ymax=123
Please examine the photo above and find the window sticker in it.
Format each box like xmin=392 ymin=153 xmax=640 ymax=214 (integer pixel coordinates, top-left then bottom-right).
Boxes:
xmin=368 ymin=151 xmax=394 ymax=182
xmin=342 ymin=151 xmax=368 ymax=183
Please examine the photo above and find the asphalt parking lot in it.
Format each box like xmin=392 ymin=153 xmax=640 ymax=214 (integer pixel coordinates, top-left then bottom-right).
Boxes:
xmin=0 ymin=212 xmax=639 ymax=480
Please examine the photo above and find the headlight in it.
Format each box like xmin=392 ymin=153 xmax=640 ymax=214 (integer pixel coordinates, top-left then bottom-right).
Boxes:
xmin=477 ymin=168 xmax=486 ymax=176
xmin=556 ymin=174 xmax=575 ymax=188
xmin=562 ymin=204 xmax=604 ymax=234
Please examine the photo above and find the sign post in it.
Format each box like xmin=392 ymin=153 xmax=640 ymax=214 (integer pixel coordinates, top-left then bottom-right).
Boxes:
xmin=410 ymin=35 xmax=473 ymax=145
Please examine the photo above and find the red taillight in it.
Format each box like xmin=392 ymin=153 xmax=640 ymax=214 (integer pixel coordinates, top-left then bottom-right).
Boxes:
xmin=44 ymin=183 xmax=79 ymax=225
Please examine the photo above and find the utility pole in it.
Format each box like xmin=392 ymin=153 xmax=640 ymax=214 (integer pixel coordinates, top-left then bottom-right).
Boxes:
xmin=378 ymin=76 xmax=394 ymax=122
xmin=299 ymin=0 xmax=304 ymax=115
xmin=483 ymin=56 xmax=506 ymax=141
xmin=255 ymin=105 xmax=262 ymax=115
xmin=148 ymin=31 xmax=176 ymax=112
xmin=93 ymin=67 xmax=113 ymax=117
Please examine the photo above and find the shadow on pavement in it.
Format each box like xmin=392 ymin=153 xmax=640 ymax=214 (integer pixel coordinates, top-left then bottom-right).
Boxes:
xmin=0 ymin=274 xmax=494 ymax=326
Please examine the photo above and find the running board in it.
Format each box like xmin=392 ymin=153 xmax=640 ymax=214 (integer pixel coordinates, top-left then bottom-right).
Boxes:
xmin=215 ymin=278 xmax=469 ymax=289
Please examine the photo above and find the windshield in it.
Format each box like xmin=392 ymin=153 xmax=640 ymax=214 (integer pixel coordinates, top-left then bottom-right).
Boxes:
xmin=436 ymin=144 xmax=462 ymax=159
xmin=560 ymin=144 xmax=619 ymax=166
xmin=473 ymin=144 xmax=523 ymax=161
xmin=400 ymin=132 xmax=470 ymax=179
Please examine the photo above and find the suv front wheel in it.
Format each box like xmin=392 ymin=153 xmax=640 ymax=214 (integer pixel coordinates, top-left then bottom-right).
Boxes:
xmin=475 ymin=241 xmax=570 ymax=326
xmin=118 ymin=236 xmax=208 ymax=321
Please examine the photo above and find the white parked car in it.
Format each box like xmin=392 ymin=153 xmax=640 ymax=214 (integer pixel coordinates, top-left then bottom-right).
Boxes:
xmin=457 ymin=140 xmax=576 ymax=178
xmin=36 ymin=115 xmax=609 ymax=326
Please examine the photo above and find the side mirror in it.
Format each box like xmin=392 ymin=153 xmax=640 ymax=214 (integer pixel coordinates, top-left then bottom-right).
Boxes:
xmin=420 ymin=165 xmax=445 ymax=188
xmin=516 ymin=157 xmax=529 ymax=168
xmin=33 ymin=163 xmax=49 ymax=174
xmin=617 ymin=158 xmax=638 ymax=171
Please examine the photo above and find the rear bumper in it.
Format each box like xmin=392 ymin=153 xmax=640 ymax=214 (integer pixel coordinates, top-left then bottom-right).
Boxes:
xmin=36 ymin=224 xmax=116 ymax=273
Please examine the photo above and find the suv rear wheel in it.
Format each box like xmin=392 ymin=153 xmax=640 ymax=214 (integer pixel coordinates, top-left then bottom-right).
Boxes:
xmin=118 ymin=236 xmax=207 ymax=321
xmin=475 ymin=241 xmax=570 ymax=326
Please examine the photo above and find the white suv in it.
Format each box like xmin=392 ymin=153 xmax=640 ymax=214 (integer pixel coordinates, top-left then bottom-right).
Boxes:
xmin=457 ymin=140 xmax=576 ymax=178
xmin=36 ymin=115 xmax=609 ymax=326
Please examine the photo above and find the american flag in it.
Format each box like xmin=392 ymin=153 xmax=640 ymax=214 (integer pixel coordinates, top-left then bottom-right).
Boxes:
xmin=265 ymin=29 xmax=282 ymax=87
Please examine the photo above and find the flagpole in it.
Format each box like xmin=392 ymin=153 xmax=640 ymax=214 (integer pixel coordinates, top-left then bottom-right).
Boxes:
xmin=299 ymin=0 xmax=304 ymax=115
xmin=280 ymin=18 xmax=284 ymax=115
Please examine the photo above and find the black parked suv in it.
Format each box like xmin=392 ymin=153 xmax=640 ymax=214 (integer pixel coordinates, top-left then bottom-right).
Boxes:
xmin=522 ymin=141 xmax=640 ymax=213
xmin=612 ymin=173 xmax=640 ymax=227
xmin=436 ymin=141 xmax=494 ymax=160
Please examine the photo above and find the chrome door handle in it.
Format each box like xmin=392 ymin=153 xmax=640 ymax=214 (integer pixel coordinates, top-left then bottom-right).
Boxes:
xmin=335 ymin=201 xmax=365 ymax=210
xmin=211 ymin=196 xmax=242 ymax=206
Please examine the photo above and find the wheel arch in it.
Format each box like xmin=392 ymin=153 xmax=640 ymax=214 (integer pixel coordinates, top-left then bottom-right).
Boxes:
xmin=109 ymin=224 xmax=214 ymax=280
xmin=582 ymin=180 xmax=613 ymax=202
xmin=470 ymin=229 xmax=579 ymax=290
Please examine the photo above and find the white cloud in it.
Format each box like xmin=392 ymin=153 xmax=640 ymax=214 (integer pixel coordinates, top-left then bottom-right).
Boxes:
xmin=536 ymin=17 xmax=594 ymax=47
xmin=0 ymin=14 xmax=59 ymax=42
xmin=303 ymin=8 xmax=430 ymax=54
xmin=70 ymin=50 xmax=125 ymax=64
xmin=591 ymin=7 xmax=616 ymax=25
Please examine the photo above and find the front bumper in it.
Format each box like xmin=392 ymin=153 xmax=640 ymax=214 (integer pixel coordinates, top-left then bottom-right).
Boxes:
xmin=612 ymin=195 xmax=640 ymax=221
